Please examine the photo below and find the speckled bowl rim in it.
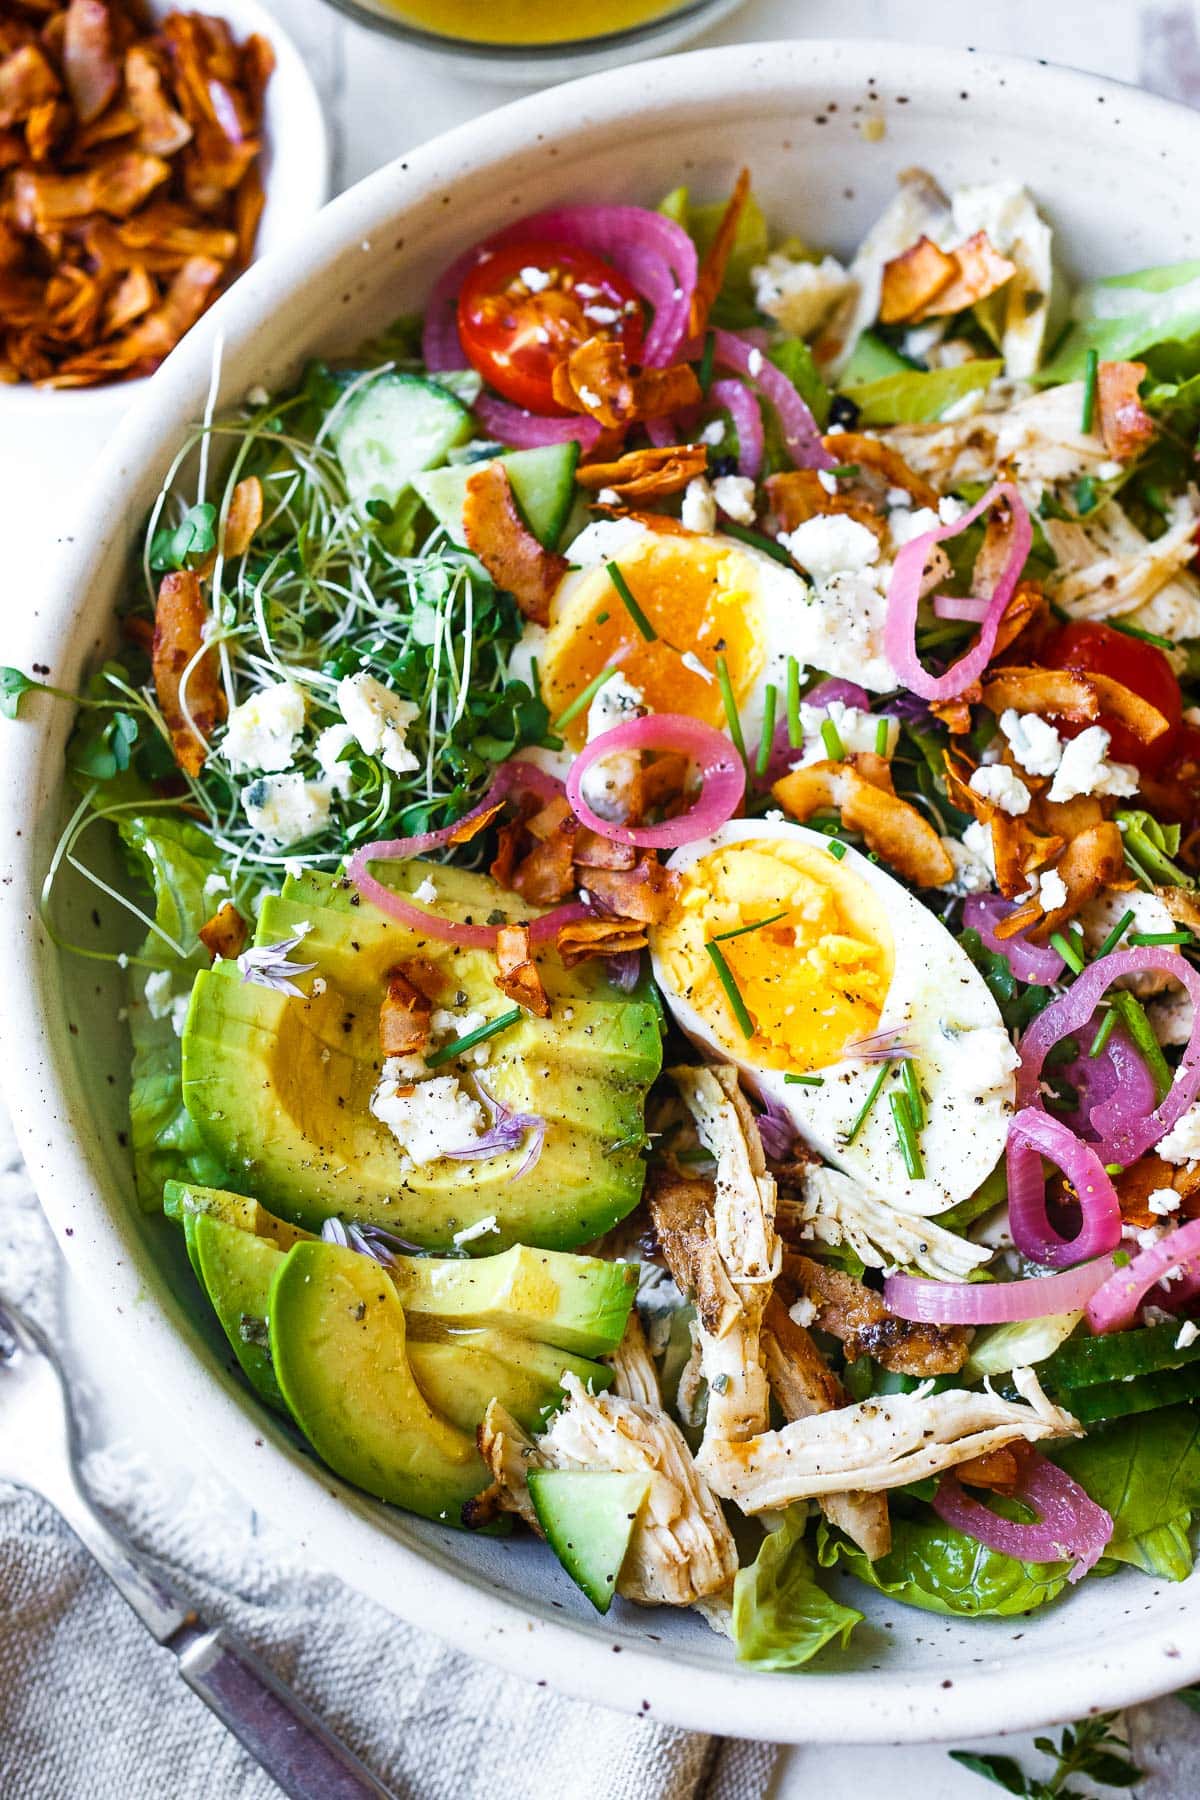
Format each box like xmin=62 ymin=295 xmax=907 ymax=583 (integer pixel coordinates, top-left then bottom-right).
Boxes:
xmin=3 ymin=40 xmax=1198 ymax=1747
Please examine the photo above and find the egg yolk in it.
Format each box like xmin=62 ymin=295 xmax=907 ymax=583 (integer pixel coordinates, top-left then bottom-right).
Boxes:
xmin=540 ymin=533 xmax=767 ymax=747
xmin=654 ymin=840 xmax=895 ymax=1072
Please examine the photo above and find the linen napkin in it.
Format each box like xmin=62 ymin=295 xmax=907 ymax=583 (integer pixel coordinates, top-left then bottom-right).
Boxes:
xmin=0 ymin=1111 xmax=775 ymax=1800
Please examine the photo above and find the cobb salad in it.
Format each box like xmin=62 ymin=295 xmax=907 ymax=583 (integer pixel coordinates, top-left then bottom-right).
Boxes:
xmin=12 ymin=164 xmax=1200 ymax=1667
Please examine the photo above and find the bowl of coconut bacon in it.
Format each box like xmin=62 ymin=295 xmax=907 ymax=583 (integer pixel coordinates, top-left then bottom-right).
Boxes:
xmin=4 ymin=34 xmax=1200 ymax=1752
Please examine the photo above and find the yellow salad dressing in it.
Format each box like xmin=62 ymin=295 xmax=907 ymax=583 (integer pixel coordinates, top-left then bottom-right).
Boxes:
xmin=385 ymin=0 xmax=682 ymax=45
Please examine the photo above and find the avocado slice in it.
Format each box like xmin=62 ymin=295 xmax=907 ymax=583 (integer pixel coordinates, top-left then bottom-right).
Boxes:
xmin=164 ymin=1179 xmax=315 ymax=1250
xmin=526 ymin=1469 xmax=652 ymax=1614
xmin=185 ymin=1211 xmax=289 ymax=1414
xmin=389 ymin=1244 xmax=636 ymax=1355
xmin=269 ymin=1239 xmax=488 ymax=1523
xmin=181 ymin=878 xmax=662 ymax=1250
xmin=406 ymin=1329 xmax=610 ymax=1435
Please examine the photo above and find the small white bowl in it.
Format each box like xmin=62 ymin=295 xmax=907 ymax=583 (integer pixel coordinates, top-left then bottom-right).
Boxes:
xmin=0 ymin=0 xmax=329 ymax=428
xmin=3 ymin=38 xmax=1200 ymax=1748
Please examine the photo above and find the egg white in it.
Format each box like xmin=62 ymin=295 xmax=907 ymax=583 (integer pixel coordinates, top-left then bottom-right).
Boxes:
xmin=509 ymin=518 xmax=896 ymax=757
xmin=650 ymin=818 xmax=1017 ymax=1215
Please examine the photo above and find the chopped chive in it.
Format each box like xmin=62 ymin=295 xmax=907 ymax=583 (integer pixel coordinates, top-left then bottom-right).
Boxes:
xmin=717 ymin=520 xmax=795 ymax=566
xmin=530 ymin=654 xmax=542 ymax=697
xmin=698 ymin=328 xmax=716 ymax=396
xmin=1089 ymin=1008 xmax=1119 ymax=1059
xmin=424 ymin=1006 xmax=524 ymax=1069
xmin=826 ymin=462 xmax=861 ymax=478
xmin=551 ymin=664 xmax=621 ymax=732
xmin=754 ymin=681 xmax=778 ymax=780
xmin=826 ymin=839 xmax=847 ymax=861
xmin=704 ymin=938 xmax=754 ymax=1038
xmin=874 ymin=716 xmax=889 ymax=756
xmin=1074 ymin=475 xmax=1098 ymax=516
xmin=847 ymin=1060 xmax=892 ymax=1145
xmin=786 ymin=654 xmax=803 ymax=747
xmin=713 ymin=910 xmax=787 ymax=942
xmin=1104 ymin=1162 xmax=1124 ymax=1176
xmin=595 ymin=610 xmax=610 ymax=624
xmin=785 ymin=1073 xmax=825 ymax=1087
xmin=1081 ymin=347 xmax=1099 ymax=434
xmin=1096 ymin=907 xmax=1136 ymax=959
xmin=1049 ymin=929 xmax=1086 ymax=976
xmin=820 ymin=718 xmax=845 ymax=761
xmin=1113 ymin=1249 xmax=1131 ymax=1268
xmin=889 ymin=1090 xmax=925 ymax=1180
xmin=715 ymin=653 xmax=748 ymax=767
xmin=1128 ymin=929 xmax=1191 ymax=945
xmin=901 ymin=1056 xmax=925 ymax=1132
xmin=1110 ymin=990 xmax=1174 ymax=1102
xmin=606 ymin=561 xmax=657 ymax=641
xmin=1109 ymin=618 xmax=1174 ymax=650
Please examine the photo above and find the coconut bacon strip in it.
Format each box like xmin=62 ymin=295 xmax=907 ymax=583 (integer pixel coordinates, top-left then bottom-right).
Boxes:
xmin=700 ymin=1368 xmax=1080 ymax=1512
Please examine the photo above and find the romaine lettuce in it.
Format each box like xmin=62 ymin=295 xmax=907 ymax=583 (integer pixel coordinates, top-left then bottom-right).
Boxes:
xmin=732 ymin=1509 xmax=862 ymax=1669
xmin=843 ymin=359 xmax=1002 ymax=426
xmin=1039 ymin=260 xmax=1200 ymax=381
xmin=1051 ymin=1406 xmax=1200 ymax=1583
xmin=816 ymin=1514 xmax=1071 ymax=1617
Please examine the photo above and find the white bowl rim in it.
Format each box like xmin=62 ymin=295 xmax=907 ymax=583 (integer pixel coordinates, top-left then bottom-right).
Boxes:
xmin=3 ymin=37 xmax=1199 ymax=1747
xmin=0 ymin=0 xmax=330 ymax=419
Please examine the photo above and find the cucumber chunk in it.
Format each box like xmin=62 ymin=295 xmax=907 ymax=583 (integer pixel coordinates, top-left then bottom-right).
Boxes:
xmin=413 ymin=442 xmax=580 ymax=549
xmin=527 ymin=1469 xmax=652 ymax=1613
xmin=332 ymin=372 xmax=472 ymax=507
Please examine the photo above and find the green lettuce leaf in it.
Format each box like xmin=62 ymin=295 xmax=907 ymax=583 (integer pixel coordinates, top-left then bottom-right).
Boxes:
xmin=767 ymin=337 xmax=831 ymax=429
xmin=657 ymin=183 xmax=770 ymax=330
xmin=843 ymin=359 xmax=1003 ymax=426
xmin=816 ymin=1514 xmax=1071 ymax=1618
xmin=733 ymin=1510 xmax=862 ymax=1669
xmin=118 ymin=815 xmax=234 ymax=1208
xmin=1039 ymin=260 xmax=1200 ymax=381
xmin=1050 ymin=1405 xmax=1200 ymax=1583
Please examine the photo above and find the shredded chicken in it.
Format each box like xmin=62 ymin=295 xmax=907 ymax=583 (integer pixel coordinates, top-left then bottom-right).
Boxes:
xmin=778 ymin=1164 xmax=990 ymax=1282
xmin=466 ymin=1399 xmax=548 ymax=1533
xmin=537 ymin=1375 xmax=738 ymax=1606
xmin=699 ymin=1368 xmax=1080 ymax=1511
xmin=762 ymin=1293 xmax=892 ymax=1561
xmin=880 ymin=380 xmax=1112 ymax=506
xmin=658 ymin=1067 xmax=780 ymax=1449
xmin=1041 ymin=493 xmax=1200 ymax=643
xmin=608 ymin=1310 xmax=661 ymax=1408
xmin=784 ymin=1252 xmax=970 ymax=1377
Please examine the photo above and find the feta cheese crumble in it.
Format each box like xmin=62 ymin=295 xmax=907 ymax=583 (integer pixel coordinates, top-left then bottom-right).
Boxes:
xmin=1157 ymin=1098 xmax=1200 ymax=1168
xmin=999 ymin=708 xmax=1064 ymax=778
xmin=1147 ymin=1188 xmax=1182 ymax=1217
xmin=1047 ymin=726 xmax=1139 ymax=804
xmin=969 ymin=764 xmax=1032 ymax=816
xmin=242 ymin=773 xmax=332 ymax=847
xmin=1176 ymin=1319 xmax=1199 ymax=1350
xmin=452 ymin=1215 xmax=501 ymax=1247
xmin=337 ymin=672 xmax=420 ymax=776
xmin=1037 ymin=868 xmax=1069 ymax=913
xmin=782 ymin=514 xmax=880 ymax=582
xmin=370 ymin=1068 xmax=485 ymax=1166
xmin=221 ymin=680 xmax=307 ymax=774
xmin=750 ymin=251 xmax=854 ymax=338
xmin=940 ymin=832 xmax=993 ymax=896
xmin=313 ymin=721 xmax=356 ymax=796
xmin=681 ymin=476 xmax=717 ymax=535
xmin=797 ymin=699 xmax=898 ymax=764
xmin=711 ymin=473 xmax=756 ymax=525
xmin=413 ymin=876 xmax=438 ymax=905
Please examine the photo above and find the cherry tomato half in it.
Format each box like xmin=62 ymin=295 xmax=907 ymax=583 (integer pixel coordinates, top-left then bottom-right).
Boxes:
xmin=457 ymin=240 xmax=644 ymax=415
xmin=1036 ymin=619 xmax=1183 ymax=775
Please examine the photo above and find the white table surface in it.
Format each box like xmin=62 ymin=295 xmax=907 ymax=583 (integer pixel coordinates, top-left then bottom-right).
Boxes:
xmin=4 ymin=1 xmax=1200 ymax=1793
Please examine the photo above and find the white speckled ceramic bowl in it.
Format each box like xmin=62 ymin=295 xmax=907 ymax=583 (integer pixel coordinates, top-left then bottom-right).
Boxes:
xmin=3 ymin=40 xmax=1198 ymax=1745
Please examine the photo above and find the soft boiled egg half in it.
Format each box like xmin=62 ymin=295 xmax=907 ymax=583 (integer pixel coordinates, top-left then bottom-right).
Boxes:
xmin=649 ymin=819 xmax=1018 ymax=1215
xmin=511 ymin=516 xmax=893 ymax=756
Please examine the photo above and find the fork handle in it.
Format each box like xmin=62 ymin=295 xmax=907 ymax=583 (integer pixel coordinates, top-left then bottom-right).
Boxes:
xmin=171 ymin=1620 xmax=396 ymax=1800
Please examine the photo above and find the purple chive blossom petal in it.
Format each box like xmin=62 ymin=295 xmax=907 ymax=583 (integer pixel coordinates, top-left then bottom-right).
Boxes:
xmin=320 ymin=1218 xmax=423 ymax=1263
xmin=605 ymin=950 xmax=643 ymax=992
xmin=845 ymin=1026 xmax=917 ymax=1062
xmin=444 ymin=1076 xmax=548 ymax=1180
xmin=755 ymin=1097 xmax=797 ymax=1161
xmin=237 ymin=924 xmax=318 ymax=998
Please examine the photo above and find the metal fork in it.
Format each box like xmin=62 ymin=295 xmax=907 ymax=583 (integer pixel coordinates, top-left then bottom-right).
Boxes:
xmin=0 ymin=1295 xmax=398 ymax=1800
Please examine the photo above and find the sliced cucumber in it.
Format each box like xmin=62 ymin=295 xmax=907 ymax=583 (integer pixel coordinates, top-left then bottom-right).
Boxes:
xmin=527 ymin=1468 xmax=652 ymax=1614
xmin=413 ymin=441 xmax=580 ymax=550
xmin=332 ymin=371 xmax=472 ymax=508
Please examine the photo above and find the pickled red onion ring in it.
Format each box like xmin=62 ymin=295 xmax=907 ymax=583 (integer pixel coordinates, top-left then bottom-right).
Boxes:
xmin=883 ymin=481 xmax=1031 ymax=701
xmin=884 ymin=1258 xmax=1119 ymax=1324
xmin=1085 ymin=1216 xmax=1200 ymax=1333
xmin=707 ymin=379 xmax=764 ymax=480
xmin=963 ymin=892 xmax=1065 ymax=986
xmin=712 ymin=330 xmax=833 ymax=471
xmin=565 ymin=713 xmax=745 ymax=850
xmin=1006 ymin=1107 xmax=1123 ymax=1269
xmin=473 ymin=395 xmax=602 ymax=453
xmin=1016 ymin=948 xmax=1200 ymax=1165
xmin=933 ymin=1453 xmax=1113 ymax=1582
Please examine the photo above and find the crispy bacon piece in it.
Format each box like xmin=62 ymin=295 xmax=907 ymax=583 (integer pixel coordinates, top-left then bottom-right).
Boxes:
xmin=689 ymin=164 xmax=750 ymax=339
xmin=1097 ymin=360 xmax=1156 ymax=461
xmin=1111 ymin=1153 xmax=1200 ymax=1230
xmin=1026 ymin=822 xmax=1128 ymax=943
xmin=955 ymin=1447 xmax=1023 ymax=1493
xmin=556 ymin=916 xmax=647 ymax=968
xmin=765 ymin=468 xmax=884 ymax=539
xmin=124 ymin=42 xmax=190 ymax=155
xmin=944 ymin=748 xmax=1065 ymax=900
xmin=494 ymin=923 xmax=551 ymax=1019
xmin=511 ymin=797 xmax=579 ymax=906
xmin=221 ymin=473 xmax=262 ymax=558
xmin=62 ymin=0 xmax=119 ymax=124
xmin=575 ymin=442 xmax=709 ymax=501
xmin=773 ymin=757 xmax=954 ymax=888
xmin=461 ymin=460 xmax=568 ymax=627
xmin=580 ymin=854 xmax=678 ymax=924
xmin=550 ymin=334 xmax=702 ymax=429
xmin=198 ymin=901 xmax=247 ymax=961
xmin=981 ymin=664 xmax=1169 ymax=746
xmin=151 ymin=569 xmax=225 ymax=777
xmin=379 ymin=966 xmax=432 ymax=1056
xmin=572 ymin=826 xmax=637 ymax=871
xmin=817 ymin=431 xmax=940 ymax=509
xmin=52 ymin=252 xmax=221 ymax=381
xmin=929 ymin=580 xmax=1048 ymax=734
xmin=879 ymin=235 xmax=958 ymax=324
xmin=0 ymin=43 xmax=60 ymax=127
xmin=101 ymin=262 xmax=153 ymax=333
xmin=785 ymin=1253 xmax=970 ymax=1377
xmin=913 ymin=230 xmax=1016 ymax=320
